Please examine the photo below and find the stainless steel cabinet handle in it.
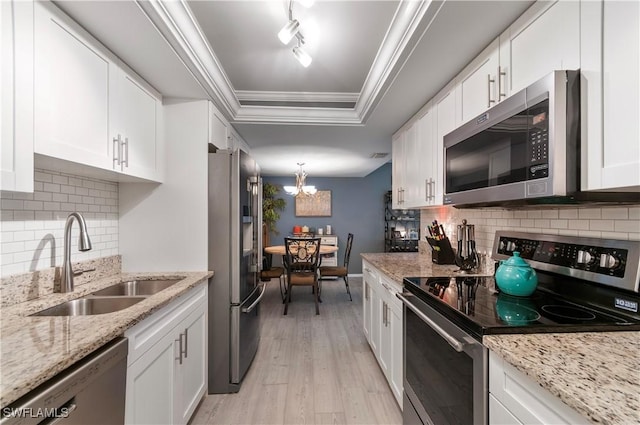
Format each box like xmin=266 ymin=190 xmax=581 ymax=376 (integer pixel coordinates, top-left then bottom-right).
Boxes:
xmin=365 ymin=284 xmax=369 ymax=300
xmin=382 ymin=301 xmax=387 ymax=326
xmin=122 ymin=137 xmax=129 ymax=168
xmin=242 ymin=283 xmax=266 ymax=313
xmin=397 ymin=293 xmax=465 ymax=352
xmin=425 ymin=178 xmax=430 ymax=202
xmin=112 ymin=135 xmax=121 ymax=167
xmin=176 ymin=335 xmax=183 ymax=364
xmin=487 ymin=74 xmax=496 ymax=108
xmin=498 ymin=66 xmax=506 ymax=100
xmin=183 ymin=328 xmax=188 ymax=359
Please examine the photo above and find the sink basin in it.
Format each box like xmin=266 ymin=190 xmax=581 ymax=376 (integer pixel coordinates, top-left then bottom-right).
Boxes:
xmin=30 ymin=297 xmax=145 ymax=316
xmin=90 ymin=279 xmax=182 ymax=297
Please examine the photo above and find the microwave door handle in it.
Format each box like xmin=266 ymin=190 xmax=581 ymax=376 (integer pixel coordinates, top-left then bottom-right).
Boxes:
xmin=397 ymin=293 xmax=464 ymax=352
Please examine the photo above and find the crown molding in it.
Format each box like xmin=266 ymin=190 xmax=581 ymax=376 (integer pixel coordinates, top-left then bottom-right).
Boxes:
xmin=236 ymin=90 xmax=359 ymax=103
xmin=233 ymin=105 xmax=362 ymax=125
xmin=138 ymin=0 xmax=439 ymax=125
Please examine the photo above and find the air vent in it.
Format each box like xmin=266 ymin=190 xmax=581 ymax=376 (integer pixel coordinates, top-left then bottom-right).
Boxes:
xmin=370 ymin=152 xmax=389 ymax=159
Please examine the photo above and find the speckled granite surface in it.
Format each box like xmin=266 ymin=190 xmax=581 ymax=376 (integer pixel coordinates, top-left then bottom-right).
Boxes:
xmin=362 ymin=252 xmax=640 ymax=424
xmin=360 ymin=251 xmax=493 ymax=285
xmin=0 ymin=270 xmax=213 ymax=407
xmin=0 ymin=256 xmax=122 ymax=307
xmin=484 ymin=332 xmax=640 ymax=425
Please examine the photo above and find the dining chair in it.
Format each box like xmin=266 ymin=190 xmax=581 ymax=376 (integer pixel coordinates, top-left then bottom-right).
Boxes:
xmin=260 ymin=252 xmax=285 ymax=302
xmin=283 ymin=237 xmax=322 ymax=315
xmin=319 ymin=233 xmax=354 ymax=301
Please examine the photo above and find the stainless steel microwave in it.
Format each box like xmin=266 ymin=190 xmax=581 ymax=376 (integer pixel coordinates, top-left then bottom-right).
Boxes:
xmin=443 ymin=70 xmax=580 ymax=206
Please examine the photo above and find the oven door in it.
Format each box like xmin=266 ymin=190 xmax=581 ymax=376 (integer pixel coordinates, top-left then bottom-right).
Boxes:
xmin=398 ymin=292 xmax=487 ymax=425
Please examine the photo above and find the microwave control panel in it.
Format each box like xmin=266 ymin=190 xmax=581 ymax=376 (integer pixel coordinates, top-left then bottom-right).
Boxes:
xmin=527 ymin=104 xmax=549 ymax=180
xmin=496 ymin=235 xmax=628 ymax=278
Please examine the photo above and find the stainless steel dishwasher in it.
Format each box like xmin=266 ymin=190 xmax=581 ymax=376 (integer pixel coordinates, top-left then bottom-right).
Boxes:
xmin=1 ymin=337 xmax=128 ymax=425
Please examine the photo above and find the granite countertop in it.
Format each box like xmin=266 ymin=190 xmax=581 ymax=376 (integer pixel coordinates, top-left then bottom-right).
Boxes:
xmin=361 ymin=251 xmax=492 ymax=285
xmin=362 ymin=252 xmax=640 ymax=424
xmin=0 ymin=270 xmax=213 ymax=407
xmin=484 ymin=332 xmax=640 ymax=425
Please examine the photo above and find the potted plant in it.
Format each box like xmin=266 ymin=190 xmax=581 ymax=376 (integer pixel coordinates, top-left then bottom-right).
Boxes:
xmin=262 ymin=182 xmax=286 ymax=246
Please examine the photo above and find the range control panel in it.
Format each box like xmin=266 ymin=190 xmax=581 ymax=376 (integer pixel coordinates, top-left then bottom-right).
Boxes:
xmin=496 ymin=235 xmax=628 ymax=278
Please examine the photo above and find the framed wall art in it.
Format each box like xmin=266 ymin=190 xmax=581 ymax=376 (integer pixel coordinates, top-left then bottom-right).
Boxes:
xmin=295 ymin=190 xmax=332 ymax=217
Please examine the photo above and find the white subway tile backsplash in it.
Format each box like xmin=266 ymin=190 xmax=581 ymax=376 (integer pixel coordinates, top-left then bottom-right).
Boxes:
xmin=578 ymin=209 xmax=601 ymax=219
xmin=559 ymin=209 xmax=578 ymax=219
xmin=422 ymin=205 xmax=640 ymax=254
xmin=1 ymin=169 xmax=119 ymax=277
xmin=614 ymin=220 xmax=640 ymax=233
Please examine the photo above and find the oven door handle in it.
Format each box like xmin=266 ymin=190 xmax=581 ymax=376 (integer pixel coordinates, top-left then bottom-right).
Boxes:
xmin=397 ymin=293 xmax=465 ymax=352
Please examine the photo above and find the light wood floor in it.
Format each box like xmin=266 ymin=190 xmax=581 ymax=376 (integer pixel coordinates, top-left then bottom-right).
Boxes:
xmin=191 ymin=276 xmax=402 ymax=425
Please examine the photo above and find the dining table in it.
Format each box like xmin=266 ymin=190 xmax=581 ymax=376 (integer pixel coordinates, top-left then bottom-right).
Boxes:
xmin=264 ymin=244 xmax=339 ymax=256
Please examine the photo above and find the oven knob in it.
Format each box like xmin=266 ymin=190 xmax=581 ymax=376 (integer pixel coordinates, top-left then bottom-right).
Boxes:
xmin=599 ymin=254 xmax=620 ymax=269
xmin=506 ymin=241 xmax=516 ymax=252
xmin=576 ymin=250 xmax=595 ymax=265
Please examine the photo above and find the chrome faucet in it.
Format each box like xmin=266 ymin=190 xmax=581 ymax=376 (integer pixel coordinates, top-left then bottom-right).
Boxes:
xmin=60 ymin=212 xmax=92 ymax=293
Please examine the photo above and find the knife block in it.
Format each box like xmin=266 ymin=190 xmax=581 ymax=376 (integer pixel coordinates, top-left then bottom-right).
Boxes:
xmin=426 ymin=237 xmax=456 ymax=265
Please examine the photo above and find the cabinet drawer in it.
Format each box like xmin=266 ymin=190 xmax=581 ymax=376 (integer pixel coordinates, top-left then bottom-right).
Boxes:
xmin=125 ymin=283 xmax=206 ymax=366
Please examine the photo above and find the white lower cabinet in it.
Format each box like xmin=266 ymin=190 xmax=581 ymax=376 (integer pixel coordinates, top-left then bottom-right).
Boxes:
xmin=124 ymin=283 xmax=207 ymax=425
xmin=489 ymin=351 xmax=588 ymax=425
xmin=362 ymin=260 xmax=403 ymax=408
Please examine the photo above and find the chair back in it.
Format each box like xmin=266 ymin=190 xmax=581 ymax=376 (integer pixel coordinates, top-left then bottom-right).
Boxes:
xmin=343 ymin=233 xmax=354 ymax=267
xmin=284 ymin=237 xmax=321 ymax=273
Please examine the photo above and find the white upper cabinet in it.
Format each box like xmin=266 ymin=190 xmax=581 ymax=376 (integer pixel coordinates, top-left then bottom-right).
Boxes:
xmin=33 ymin=0 xmax=163 ymax=183
xmin=111 ymin=68 xmax=161 ymax=180
xmin=1 ymin=0 xmax=34 ymax=192
xmin=416 ymin=104 xmax=438 ymax=206
xmin=457 ymin=1 xmax=579 ymax=126
xmin=209 ymin=103 xmax=229 ymax=150
xmin=401 ymin=120 xmax=420 ymax=208
xmin=458 ymin=38 xmax=501 ymax=124
xmin=391 ymin=132 xmax=406 ymax=209
xmin=34 ymin=1 xmax=111 ymax=170
xmin=581 ymin=0 xmax=640 ymax=191
xmin=434 ymin=82 xmax=458 ymax=204
xmin=500 ymin=0 xmax=580 ymax=96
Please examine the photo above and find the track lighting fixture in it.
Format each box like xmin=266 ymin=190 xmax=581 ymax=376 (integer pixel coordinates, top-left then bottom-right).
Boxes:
xmin=278 ymin=19 xmax=300 ymax=45
xmin=277 ymin=0 xmax=313 ymax=67
xmin=293 ymin=43 xmax=312 ymax=67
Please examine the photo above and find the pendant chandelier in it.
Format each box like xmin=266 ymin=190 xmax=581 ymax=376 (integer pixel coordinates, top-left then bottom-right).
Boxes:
xmin=284 ymin=163 xmax=317 ymax=196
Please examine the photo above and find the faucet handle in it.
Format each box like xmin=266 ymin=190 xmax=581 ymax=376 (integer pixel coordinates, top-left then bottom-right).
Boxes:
xmin=73 ymin=267 xmax=96 ymax=276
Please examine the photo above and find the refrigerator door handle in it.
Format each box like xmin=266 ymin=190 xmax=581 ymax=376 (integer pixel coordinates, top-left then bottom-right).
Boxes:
xmin=242 ymin=283 xmax=267 ymax=313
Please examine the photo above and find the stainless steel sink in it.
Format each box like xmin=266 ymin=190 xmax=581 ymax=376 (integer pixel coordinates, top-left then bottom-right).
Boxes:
xmin=30 ymin=297 xmax=146 ymax=316
xmin=90 ymin=279 xmax=182 ymax=297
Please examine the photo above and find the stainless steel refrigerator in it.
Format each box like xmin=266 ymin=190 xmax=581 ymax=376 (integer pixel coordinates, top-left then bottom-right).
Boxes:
xmin=207 ymin=147 xmax=265 ymax=393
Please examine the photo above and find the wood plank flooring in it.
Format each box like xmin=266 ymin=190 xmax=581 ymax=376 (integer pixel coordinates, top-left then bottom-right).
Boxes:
xmin=191 ymin=277 xmax=402 ymax=425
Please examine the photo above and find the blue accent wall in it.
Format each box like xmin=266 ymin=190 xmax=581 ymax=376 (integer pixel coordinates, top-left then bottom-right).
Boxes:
xmin=263 ymin=163 xmax=391 ymax=274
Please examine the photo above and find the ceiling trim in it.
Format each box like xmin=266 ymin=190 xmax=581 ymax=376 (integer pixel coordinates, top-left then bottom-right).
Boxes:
xmin=236 ymin=90 xmax=359 ymax=103
xmin=234 ymin=105 xmax=362 ymax=126
xmin=137 ymin=0 xmax=439 ymax=125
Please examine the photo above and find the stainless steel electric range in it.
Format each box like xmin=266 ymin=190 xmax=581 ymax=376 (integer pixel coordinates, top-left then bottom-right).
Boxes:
xmin=399 ymin=231 xmax=640 ymax=425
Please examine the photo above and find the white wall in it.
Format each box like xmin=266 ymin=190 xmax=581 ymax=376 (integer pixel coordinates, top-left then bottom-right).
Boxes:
xmin=421 ymin=205 xmax=640 ymax=256
xmin=0 ymin=169 xmax=119 ymax=277
xmin=119 ymin=100 xmax=208 ymax=272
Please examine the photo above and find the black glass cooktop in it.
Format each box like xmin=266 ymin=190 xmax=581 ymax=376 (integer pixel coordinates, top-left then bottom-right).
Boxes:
xmin=403 ymin=276 xmax=640 ymax=340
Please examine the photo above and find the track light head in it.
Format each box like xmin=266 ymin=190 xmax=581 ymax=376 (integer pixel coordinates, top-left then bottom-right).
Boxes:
xmin=278 ymin=19 xmax=300 ymax=44
xmin=293 ymin=44 xmax=312 ymax=67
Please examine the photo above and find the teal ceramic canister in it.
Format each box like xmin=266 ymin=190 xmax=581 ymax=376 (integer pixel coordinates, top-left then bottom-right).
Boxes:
xmin=495 ymin=252 xmax=538 ymax=297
